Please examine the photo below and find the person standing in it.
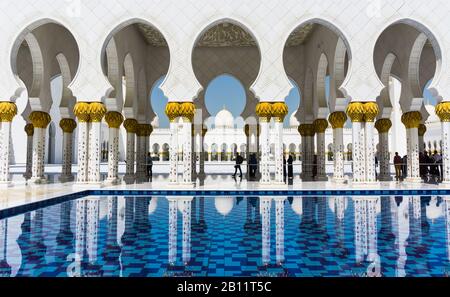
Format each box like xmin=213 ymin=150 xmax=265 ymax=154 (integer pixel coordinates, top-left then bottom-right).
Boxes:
xmin=283 ymin=156 xmax=287 ymax=183
xmin=402 ymin=155 xmax=408 ymax=178
xmin=146 ymin=152 xmax=153 ymax=180
xmin=394 ymin=152 xmax=402 ymax=181
xmin=233 ymin=153 xmax=244 ymax=178
xmin=433 ymin=151 xmax=443 ymax=182
xmin=287 ymin=155 xmax=294 ymax=181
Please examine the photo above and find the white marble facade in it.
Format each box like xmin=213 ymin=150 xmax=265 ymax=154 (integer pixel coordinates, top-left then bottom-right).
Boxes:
xmin=0 ymin=0 xmax=450 ymax=186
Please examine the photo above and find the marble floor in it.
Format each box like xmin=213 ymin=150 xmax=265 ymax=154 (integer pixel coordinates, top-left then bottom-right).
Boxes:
xmin=0 ymin=167 xmax=448 ymax=212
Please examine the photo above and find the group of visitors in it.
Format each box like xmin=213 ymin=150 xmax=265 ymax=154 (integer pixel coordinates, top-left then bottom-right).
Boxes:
xmin=394 ymin=151 xmax=443 ymax=182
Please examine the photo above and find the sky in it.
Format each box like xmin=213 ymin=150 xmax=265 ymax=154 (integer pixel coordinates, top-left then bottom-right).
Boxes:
xmin=149 ymin=74 xmax=437 ymax=129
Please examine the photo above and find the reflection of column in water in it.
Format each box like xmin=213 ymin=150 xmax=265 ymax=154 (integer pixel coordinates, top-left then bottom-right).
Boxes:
xmin=274 ymin=197 xmax=285 ymax=265
xmin=445 ymin=198 xmax=450 ymax=267
xmin=168 ymin=198 xmax=178 ymax=265
xmin=0 ymin=219 xmax=11 ymax=276
xmin=57 ymin=201 xmax=73 ymax=242
xmin=180 ymin=198 xmax=192 ymax=265
xmin=409 ymin=196 xmax=422 ymax=246
xmin=86 ymin=198 xmax=100 ymax=265
xmin=353 ymin=197 xmax=366 ymax=264
xmin=106 ymin=197 xmax=119 ymax=249
xmin=260 ymin=197 xmax=271 ymax=265
xmin=75 ymin=200 xmax=87 ymax=260
xmin=366 ymin=198 xmax=380 ymax=276
xmin=317 ymin=197 xmax=327 ymax=229
xmin=333 ymin=197 xmax=346 ymax=255
xmin=391 ymin=197 xmax=410 ymax=277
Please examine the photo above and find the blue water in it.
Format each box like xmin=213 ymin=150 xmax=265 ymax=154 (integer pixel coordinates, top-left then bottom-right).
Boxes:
xmin=0 ymin=196 xmax=449 ymax=277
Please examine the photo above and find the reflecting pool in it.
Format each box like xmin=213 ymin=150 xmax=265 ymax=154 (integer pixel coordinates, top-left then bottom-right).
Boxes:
xmin=0 ymin=196 xmax=449 ymax=277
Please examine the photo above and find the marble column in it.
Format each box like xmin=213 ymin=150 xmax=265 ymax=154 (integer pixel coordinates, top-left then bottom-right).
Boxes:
xmin=436 ymin=102 xmax=450 ymax=183
xmin=401 ymin=111 xmax=422 ymax=183
xmin=0 ymin=102 xmax=17 ymax=186
xmin=59 ymin=119 xmax=77 ymax=182
xmin=314 ymin=119 xmax=329 ymax=181
xmin=87 ymin=103 xmax=106 ymax=184
xmin=328 ymin=112 xmax=347 ymax=183
xmin=23 ymin=123 xmax=34 ymax=179
xmin=29 ymin=111 xmax=52 ymax=184
xmin=256 ymin=103 xmax=272 ymax=184
xmin=199 ymin=127 xmax=207 ymax=179
xmin=74 ymin=102 xmax=91 ymax=183
xmin=123 ymin=119 xmax=138 ymax=183
xmin=135 ymin=125 xmax=146 ymax=182
xmin=299 ymin=124 xmax=315 ymax=181
xmin=375 ymin=119 xmax=392 ymax=181
xmin=273 ymin=103 xmax=288 ymax=184
xmin=168 ymin=197 xmax=178 ymax=265
xmin=105 ymin=112 xmax=124 ymax=184
xmin=166 ymin=103 xmax=180 ymax=184
xmin=180 ymin=103 xmax=195 ymax=185
xmin=298 ymin=126 xmax=307 ymax=179
xmin=418 ymin=124 xmax=427 ymax=153
xmin=364 ymin=103 xmax=379 ymax=183
xmin=347 ymin=102 xmax=366 ymax=183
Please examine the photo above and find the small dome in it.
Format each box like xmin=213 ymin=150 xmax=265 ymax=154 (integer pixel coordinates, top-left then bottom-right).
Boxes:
xmin=148 ymin=197 xmax=158 ymax=214
xmin=291 ymin=197 xmax=303 ymax=216
xmin=426 ymin=197 xmax=443 ymax=221
xmin=215 ymin=197 xmax=235 ymax=216
xmin=289 ymin=114 xmax=300 ymax=128
xmin=151 ymin=116 xmax=160 ymax=128
xmin=425 ymin=104 xmax=439 ymax=123
xmin=215 ymin=107 xmax=234 ymax=128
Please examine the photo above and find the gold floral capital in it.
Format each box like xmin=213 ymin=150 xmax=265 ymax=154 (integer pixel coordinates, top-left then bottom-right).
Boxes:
xmin=179 ymin=102 xmax=196 ymax=122
xmin=74 ymin=102 xmax=91 ymax=123
xmin=346 ymin=102 xmax=365 ymax=123
xmin=105 ymin=111 xmax=124 ymax=129
xmin=256 ymin=102 xmax=272 ymax=122
xmin=364 ymin=102 xmax=379 ymax=122
xmin=401 ymin=111 xmax=422 ymax=129
xmin=298 ymin=123 xmax=315 ymax=137
xmin=29 ymin=111 xmax=51 ymax=129
xmin=89 ymin=102 xmax=107 ymax=122
xmin=328 ymin=112 xmax=347 ymax=129
xmin=123 ymin=119 xmax=138 ymax=134
xmin=165 ymin=102 xmax=181 ymax=122
xmin=375 ymin=118 xmax=392 ymax=134
xmin=418 ymin=124 xmax=427 ymax=137
xmin=59 ymin=118 xmax=77 ymax=133
xmin=24 ymin=123 xmax=34 ymax=136
xmin=0 ymin=102 xmax=18 ymax=122
xmin=272 ymin=102 xmax=289 ymax=122
xmin=314 ymin=119 xmax=328 ymax=133
xmin=435 ymin=102 xmax=450 ymax=122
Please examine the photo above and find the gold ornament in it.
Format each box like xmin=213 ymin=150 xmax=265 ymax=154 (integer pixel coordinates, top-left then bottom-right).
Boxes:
xmin=29 ymin=111 xmax=51 ymax=129
xmin=24 ymin=123 xmax=34 ymax=136
xmin=272 ymin=102 xmax=289 ymax=122
xmin=0 ymin=102 xmax=18 ymax=122
xmin=73 ymin=102 xmax=91 ymax=123
xmin=123 ymin=119 xmax=138 ymax=134
xmin=314 ymin=119 xmax=328 ymax=133
xmin=346 ymin=102 xmax=365 ymax=123
xmin=256 ymin=102 xmax=272 ymax=122
xmin=435 ymin=102 xmax=450 ymax=122
xmin=375 ymin=118 xmax=392 ymax=134
xmin=418 ymin=124 xmax=427 ymax=137
xmin=165 ymin=102 xmax=181 ymax=122
xmin=59 ymin=118 xmax=77 ymax=133
xmin=364 ymin=102 xmax=379 ymax=122
xmin=328 ymin=112 xmax=347 ymax=129
xmin=179 ymin=102 xmax=196 ymax=122
xmin=401 ymin=111 xmax=422 ymax=129
xmin=89 ymin=102 xmax=107 ymax=122
xmin=298 ymin=124 xmax=315 ymax=137
xmin=105 ymin=111 xmax=124 ymax=129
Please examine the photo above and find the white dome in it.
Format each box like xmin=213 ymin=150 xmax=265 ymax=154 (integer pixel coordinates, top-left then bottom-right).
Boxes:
xmin=151 ymin=116 xmax=160 ymax=128
xmin=215 ymin=197 xmax=235 ymax=216
xmin=291 ymin=197 xmax=303 ymax=216
xmin=148 ymin=197 xmax=158 ymax=214
xmin=289 ymin=114 xmax=300 ymax=128
xmin=426 ymin=197 xmax=443 ymax=221
xmin=425 ymin=104 xmax=439 ymax=123
xmin=215 ymin=107 xmax=234 ymax=128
